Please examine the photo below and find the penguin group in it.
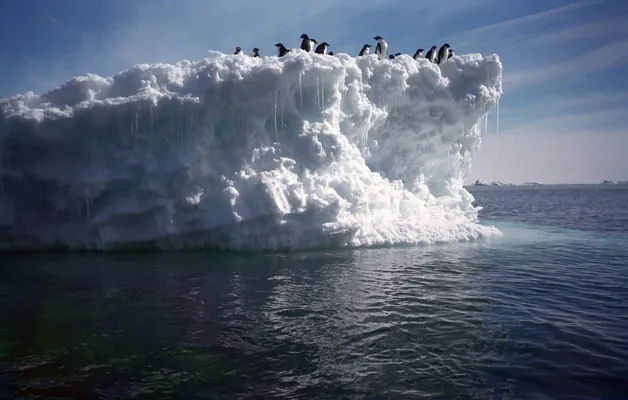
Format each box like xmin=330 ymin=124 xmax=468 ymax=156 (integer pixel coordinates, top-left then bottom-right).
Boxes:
xmin=230 ymin=35 xmax=455 ymax=65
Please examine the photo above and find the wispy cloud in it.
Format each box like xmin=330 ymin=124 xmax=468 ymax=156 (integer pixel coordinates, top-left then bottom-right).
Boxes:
xmin=444 ymin=0 xmax=628 ymax=91
xmin=500 ymin=90 xmax=628 ymax=121
xmin=96 ymin=0 xmax=394 ymax=67
xmin=502 ymin=38 xmax=628 ymax=89
xmin=12 ymin=0 xmax=397 ymax=94
xmin=401 ymin=0 xmax=500 ymax=23
xmin=450 ymin=0 xmax=603 ymax=45
xmin=495 ymin=87 xmax=628 ymax=137
xmin=519 ymin=12 xmax=628 ymax=47
xmin=499 ymin=107 xmax=627 ymax=136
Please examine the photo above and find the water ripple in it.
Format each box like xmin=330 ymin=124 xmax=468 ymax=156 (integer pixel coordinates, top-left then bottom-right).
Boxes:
xmin=1 ymin=227 xmax=628 ymax=399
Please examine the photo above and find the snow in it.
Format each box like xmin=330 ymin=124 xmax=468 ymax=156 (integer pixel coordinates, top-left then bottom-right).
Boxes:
xmin=0 ymin=50 xmax=503 ymax=251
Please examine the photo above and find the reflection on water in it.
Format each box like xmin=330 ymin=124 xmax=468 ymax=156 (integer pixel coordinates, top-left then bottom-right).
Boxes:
xmin=1 ymin=231 xmax=627 ymax=399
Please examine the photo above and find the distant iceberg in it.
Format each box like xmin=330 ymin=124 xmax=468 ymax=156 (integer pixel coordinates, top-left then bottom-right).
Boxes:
xmin=472 ymin=179 xmax=512 ymax=187
xmin=601 ymin=180 xmax=628 ymax=184
xmin=0 ymin=51 xmax=503 ymax=251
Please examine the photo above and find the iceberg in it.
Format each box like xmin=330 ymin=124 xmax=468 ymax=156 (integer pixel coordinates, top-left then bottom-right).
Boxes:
xmin=0 ymin=50 xmax=503 ymax=251
xmin=472 ymin=180 xmax=512 ymax=187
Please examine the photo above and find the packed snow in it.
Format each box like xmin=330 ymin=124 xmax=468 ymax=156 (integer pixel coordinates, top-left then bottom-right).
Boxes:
xmin=0 ymin=50 xmax=503 ymax=251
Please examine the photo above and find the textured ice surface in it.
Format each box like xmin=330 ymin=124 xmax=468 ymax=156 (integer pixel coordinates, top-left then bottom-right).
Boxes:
xmin=0 ymin=50 xmax=503 ymax=251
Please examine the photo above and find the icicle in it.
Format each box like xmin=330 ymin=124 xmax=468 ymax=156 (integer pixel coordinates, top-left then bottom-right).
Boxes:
xmin=85 ymin=196 xmax=91 ymax=221
xmin=299 ymin=72 xmax=303 ymax=109
xmin=280 ymin=90 xmax=285 ymax=128
xmin=321 ymin=80 xmax=325 ymax=110
xmin=316 ymin=76 xmax=320 ymax=111
xmin=274 ymin=91 xmax=279 ymax=141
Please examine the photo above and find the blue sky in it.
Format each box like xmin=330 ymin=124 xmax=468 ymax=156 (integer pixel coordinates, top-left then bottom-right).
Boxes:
xmin=1 ymin=0 xmax=627 ymax=183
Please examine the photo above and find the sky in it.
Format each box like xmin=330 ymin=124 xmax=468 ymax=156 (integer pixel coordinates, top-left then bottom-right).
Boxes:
xmin=0 ymin=0 xmax=627 ymax=184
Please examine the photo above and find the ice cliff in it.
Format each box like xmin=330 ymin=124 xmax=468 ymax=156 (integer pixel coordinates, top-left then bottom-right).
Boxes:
xmin=0 ymin=50 xmax=503 ymax=251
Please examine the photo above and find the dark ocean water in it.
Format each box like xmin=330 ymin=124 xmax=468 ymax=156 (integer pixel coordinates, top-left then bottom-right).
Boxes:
xmin=1 ymin=184 xmax=627 ymax=399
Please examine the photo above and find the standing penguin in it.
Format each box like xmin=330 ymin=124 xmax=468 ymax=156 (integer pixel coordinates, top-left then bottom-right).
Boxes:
xmin=310 ymin=38 xmax=318 ymax=50
xmin=373 ymin=36 xmax=388 ymax=60
xmin=425 ymin=45 xmax=437 ymax=63
xmin=234 ymin=47 xmax=243 ymax=55
xmin=413 ymin=48 xmax=424 ymax=60
xmin=275 ymin=43 xmax=290 ymax=57
xmin=251 ymin=48 xmax=260 ymax=57
xmin=358 ymin=44 xmax=371 ymax=56
xmin=300 ymin=34 xmax=312 ymax=51
xmin=448 ymin=48 xmax=454 ymax=59
xmin=315 ymin=42 xmax=330 ymax=54
xmin=437 ymin=43 xmax=451 ymax=64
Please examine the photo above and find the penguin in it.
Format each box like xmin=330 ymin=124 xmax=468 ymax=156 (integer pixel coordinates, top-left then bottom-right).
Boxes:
xmin=251 ymin=48 xmax=260 ymax=57
xmin=437 ymin=43 xmax=450 ymax=64
xmin=448 ymin=48 xmax=454 ymax=59
xmin=359 ymin=44 xmax=371 ymax=56
xmin=300 ymin=34 xmax=313 ymax=51
xmin=310 ymin=38 xmax=318 ymax=50
xmin=413 ymin=48 xmax=424 ymax=60
xmin=315 ymin=42 xmax=330 ymax=54
xmin=275 ymin=43 xmax=290 ymax=57
xmin=388 ymin=53 xmax=402 ymax=59
xmin=425 ymin=46 xmax=437 ymax=63
xmin=234 ymin=46 xmax=242 ymax=55
xmin=373 ymin=36 xmax=388 ymax=60
xmin=328 ymin=52 xmax=334 ymax=55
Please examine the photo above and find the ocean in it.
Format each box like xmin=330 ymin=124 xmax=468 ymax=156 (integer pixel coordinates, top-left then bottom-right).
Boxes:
xmin=1 ymin=184 xmax=627 ymax=399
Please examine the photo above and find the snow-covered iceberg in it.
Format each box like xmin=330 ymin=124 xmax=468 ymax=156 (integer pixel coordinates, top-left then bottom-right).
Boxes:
xmin=0 ymin=50 xmax=502 ymax=251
